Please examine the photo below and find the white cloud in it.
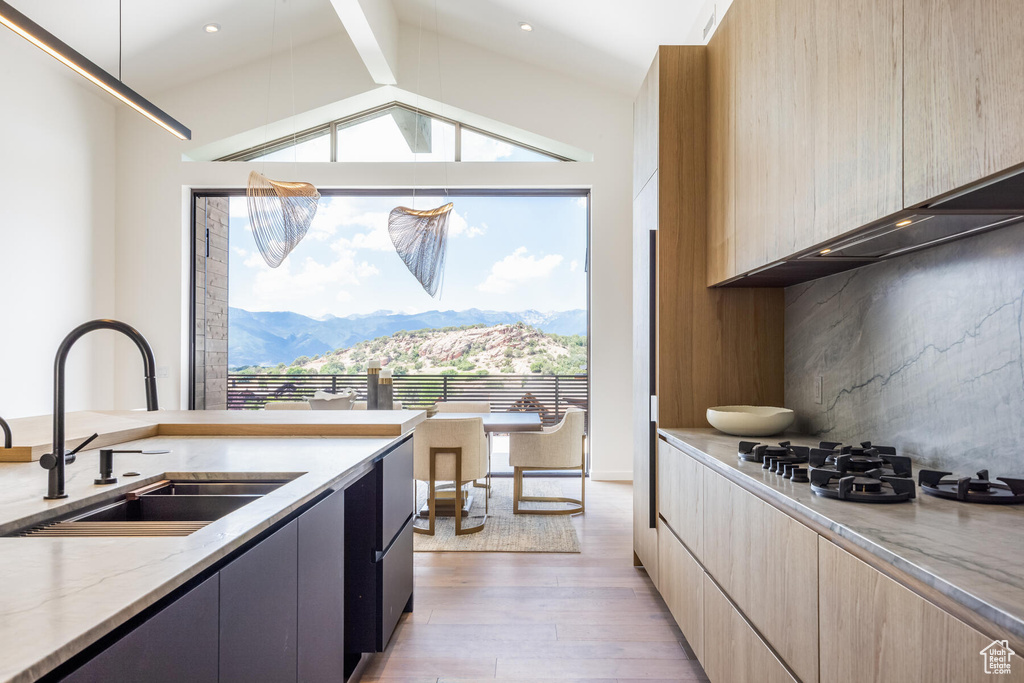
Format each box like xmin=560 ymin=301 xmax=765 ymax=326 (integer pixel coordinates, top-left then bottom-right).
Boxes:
xmin=461 ymin=132 xmax=514 ymax=161
xmin=232 ymin=246 xmax=249 ymax=257
xmin=570 ymin=259 xmax=579 ymax=272
xmin=356 ymin=261 xmax=379 ymax=278
xmin=575 ymin=196 xmax=587 ymax=208
xmin=449 ymin=210 xmax=486 ymax=238
xmin=229 ymin=197 xmax=249 ymax=219
xmin=478 ymin=247 xmax=564 ymax=294
xmin=247 ymin=248 xmax=370 ymax=314
xmin=244 ymin=252 xmax=267 ymax=268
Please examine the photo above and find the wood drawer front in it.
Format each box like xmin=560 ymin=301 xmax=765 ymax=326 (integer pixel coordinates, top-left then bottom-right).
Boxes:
xmin=703 ymin=575 xmax=797 ymax=683
xmin=657 ymin=439 xmax=703 ymax=560
xmin=819 ymin=539 xmax=1022 ymax=683
xmin=658 ymin=521 xmax=705 ymax=663
xmin=703 ymin=470 xmax=818 ymax=683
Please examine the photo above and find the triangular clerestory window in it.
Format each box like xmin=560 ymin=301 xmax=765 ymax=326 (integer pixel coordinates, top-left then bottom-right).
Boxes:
xmin=217 ymin=103 xmax=566 ymax=163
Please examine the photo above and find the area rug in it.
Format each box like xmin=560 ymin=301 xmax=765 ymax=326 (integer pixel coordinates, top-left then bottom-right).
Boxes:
xmin=412 ymin=478 xmax=582 ymax=553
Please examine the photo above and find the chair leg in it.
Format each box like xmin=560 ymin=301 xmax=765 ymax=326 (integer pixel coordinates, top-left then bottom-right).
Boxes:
xmin=514 ymin=465 xmax=585 ymax=516
xmin=413 ymin=459 xmax=438 ymax=536
xmin=453 ymin=448 xmax=486 ymax=536
xmin=513 ymin=467 xmax=521 ymax=514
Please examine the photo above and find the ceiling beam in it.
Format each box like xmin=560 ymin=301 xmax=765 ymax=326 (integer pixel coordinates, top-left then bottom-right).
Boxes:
xmin=330 ymin=0 xmax=398 ymax=85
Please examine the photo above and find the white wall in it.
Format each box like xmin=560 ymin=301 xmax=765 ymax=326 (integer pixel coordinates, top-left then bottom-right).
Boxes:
xmin=0 ymin=31 xmax=117 ymax=419
xmin=114 ymin=25 xmax=636 ymax=480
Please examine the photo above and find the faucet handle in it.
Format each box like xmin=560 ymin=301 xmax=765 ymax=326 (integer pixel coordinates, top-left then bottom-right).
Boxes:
xmin=64 ymin=432 xmax=100 ymax=465
xmin=40 ymin=432 xmax=99 ymax=470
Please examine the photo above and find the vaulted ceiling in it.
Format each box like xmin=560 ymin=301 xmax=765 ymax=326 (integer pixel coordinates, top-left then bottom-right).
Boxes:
xmin=8 ymin=0 xmax=706 ymax=96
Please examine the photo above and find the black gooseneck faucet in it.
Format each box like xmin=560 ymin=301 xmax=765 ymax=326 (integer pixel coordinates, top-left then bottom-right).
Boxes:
xmin=41 ymin=320 xmax=159 ymax=500
xmin=1 ymin=416 xmax=11 ymax=449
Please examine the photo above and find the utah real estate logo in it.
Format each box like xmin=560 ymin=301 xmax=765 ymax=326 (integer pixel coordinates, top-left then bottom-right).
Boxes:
xmin=980 ymin=639 xmax=1015 ymax=675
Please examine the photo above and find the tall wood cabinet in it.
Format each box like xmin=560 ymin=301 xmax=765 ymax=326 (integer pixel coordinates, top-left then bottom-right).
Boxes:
xmin=631 ymin=45 xmax=784 ymax=585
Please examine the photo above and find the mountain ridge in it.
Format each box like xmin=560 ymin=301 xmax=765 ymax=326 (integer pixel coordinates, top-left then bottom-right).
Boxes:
xmin=229 ymin=307 xmax=586 ymax=367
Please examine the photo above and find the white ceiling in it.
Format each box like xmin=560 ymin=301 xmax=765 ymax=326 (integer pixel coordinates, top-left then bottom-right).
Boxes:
xmin=8 ymin=0 xmax=706 ymax=96
xmin=391 ymin=0 xmax=708 ymax=93
xmin=8 ymin=0 xmax=344 ymax=92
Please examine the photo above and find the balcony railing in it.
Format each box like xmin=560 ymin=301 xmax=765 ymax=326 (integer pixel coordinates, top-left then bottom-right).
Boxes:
xmin=227 ymin=373 xmax=588 ymax=429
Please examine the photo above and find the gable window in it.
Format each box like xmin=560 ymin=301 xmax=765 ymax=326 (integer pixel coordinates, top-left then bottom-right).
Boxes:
xmin=217 ymin=103 xmax=567 ymax=163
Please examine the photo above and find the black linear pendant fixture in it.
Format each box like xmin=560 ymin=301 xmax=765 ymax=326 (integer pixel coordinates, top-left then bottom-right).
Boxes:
xmin=0 ymin=0 xmax=191 ymax=140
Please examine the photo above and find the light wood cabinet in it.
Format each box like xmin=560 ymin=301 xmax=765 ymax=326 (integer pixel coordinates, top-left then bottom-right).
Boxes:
xmin=631 ymin=46 xmax=784 ymax=583
xmin=632 ymin=175 xmax=659 ymax=586
xmin=904 ymin=0 xmax=1024 ymax=206
xmin=706 ymin=8 xmax=736 ymax=286
xmin=819 ymin=539 xmax=1022 ymax=683
xmin=658 ymin=522 xmax=705 ymax=663
xmin=657 ymin=439 xmax=703 ymax=560
xmin=634 ymin=57 xmax=659 ymax=197
xmin=703 ymin=574 xmax=797 ymax=683
xmin=703 ymin=470 xmax=818 ymax=683
xmin=706 ymin=0 xmax=903 ymax=283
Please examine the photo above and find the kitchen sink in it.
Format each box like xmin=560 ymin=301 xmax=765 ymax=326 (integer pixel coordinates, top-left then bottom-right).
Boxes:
xmin=140 ymin=480 xmax=289 ymax=496
xmin=65 ymin=494 xmax=260 ymax=523
xmin=9 ymin=477 xmax=295 ymax=538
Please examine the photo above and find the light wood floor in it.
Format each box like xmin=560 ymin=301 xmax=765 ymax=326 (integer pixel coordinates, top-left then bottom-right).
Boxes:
xmin=360 ymin=479 xmax=709 ymax=682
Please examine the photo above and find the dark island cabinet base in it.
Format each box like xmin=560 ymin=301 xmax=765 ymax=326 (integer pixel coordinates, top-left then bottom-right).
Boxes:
xmin=62 ymin=574 xmax=220 ymax=683
xmin=219 ymin=520 xmax=299 ymax=683
xmin=298 ymin=486 xmax=346 ymax=682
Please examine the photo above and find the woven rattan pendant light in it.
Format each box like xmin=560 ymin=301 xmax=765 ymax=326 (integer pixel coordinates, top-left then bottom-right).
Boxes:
xmin=246 ymin=0 xmax=320 ymax=268
xmin=387 ymin=0 xmax=453 ymax=297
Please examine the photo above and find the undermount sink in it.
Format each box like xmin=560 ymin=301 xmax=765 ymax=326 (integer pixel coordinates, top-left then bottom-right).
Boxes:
xmin=10 ymin=478 xmax=294 ymax=538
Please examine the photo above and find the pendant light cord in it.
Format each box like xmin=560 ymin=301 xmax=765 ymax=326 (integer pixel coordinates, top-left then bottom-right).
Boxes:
xmin=287 ymin=0 xmax=298 ymax=173
xmin=433 ymin=0 xmax=448 ymax=199
xmin=118 ymin=0 xmax=122 ymax=81
xmin=261 ymin=0 xmax=280 ymax=173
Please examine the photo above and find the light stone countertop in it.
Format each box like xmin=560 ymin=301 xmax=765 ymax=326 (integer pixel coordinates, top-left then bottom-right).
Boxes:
xmin=660 ymin=428 xmax=1024 ymax=645
xmin=0 ymin=433 xmax=407 ymax=683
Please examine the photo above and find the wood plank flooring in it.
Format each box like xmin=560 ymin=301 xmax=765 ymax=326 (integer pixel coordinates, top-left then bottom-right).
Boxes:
xmin=359 ymin=480 xmax=708 ymax=682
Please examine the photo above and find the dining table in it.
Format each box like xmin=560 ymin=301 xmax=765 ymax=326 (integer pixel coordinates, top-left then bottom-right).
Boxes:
xmin=428 ymin=411 xmax=544 ymax=433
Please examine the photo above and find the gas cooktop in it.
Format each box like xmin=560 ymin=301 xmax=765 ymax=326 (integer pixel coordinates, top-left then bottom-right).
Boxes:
xmin=809 ymin=468 xmax=917 ymax=503
xmin=810 ymin=441 xmax=913 ymax=478
xmin=918 ymin=469 xmax=1024 ymax=505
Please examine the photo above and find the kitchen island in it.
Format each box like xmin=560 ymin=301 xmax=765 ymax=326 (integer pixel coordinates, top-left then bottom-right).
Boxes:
xmin=0 ymin=409 xmax=423 ymax=683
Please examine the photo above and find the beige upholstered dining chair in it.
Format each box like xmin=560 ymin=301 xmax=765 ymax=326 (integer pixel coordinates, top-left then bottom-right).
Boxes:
xmin=509 ymin=407 xmax=586 ymax=515
xmin=413 ymin=417 xmax=489 ymax=535
xmin=264 ymin=401 xmax=311 ymax=410
xmin=433 ymin=401 xmax=492 ymax=493
xmin=352 ymin=400 xmax=404 ymax=410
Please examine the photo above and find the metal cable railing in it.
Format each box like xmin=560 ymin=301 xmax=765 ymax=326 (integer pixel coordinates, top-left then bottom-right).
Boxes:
xmin=227 ymin=373 xmax=588 ymax=428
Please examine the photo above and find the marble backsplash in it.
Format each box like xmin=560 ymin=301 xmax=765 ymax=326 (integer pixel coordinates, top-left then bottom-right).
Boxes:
xmin=785 ymin=221 xmax=1024 ymax=476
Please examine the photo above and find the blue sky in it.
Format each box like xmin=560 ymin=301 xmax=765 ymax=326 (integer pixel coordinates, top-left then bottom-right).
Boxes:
xmin=228 ymin=194 xmax=588 ymax=318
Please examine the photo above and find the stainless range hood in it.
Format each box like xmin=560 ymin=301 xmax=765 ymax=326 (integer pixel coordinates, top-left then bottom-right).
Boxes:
xmin=720 ymin=167 xmax=1024 ymax=287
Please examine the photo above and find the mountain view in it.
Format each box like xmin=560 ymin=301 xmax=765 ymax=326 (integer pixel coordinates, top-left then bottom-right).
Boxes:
xmin=229 ymin=307 xmax=587 ymax=370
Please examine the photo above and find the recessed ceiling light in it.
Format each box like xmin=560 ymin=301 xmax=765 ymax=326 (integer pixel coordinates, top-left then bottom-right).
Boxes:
xmin=819 ymin=248 xmax=832 ymax=255
xmin=519 ymin=22 xmax=533 ymax=32
xmin=895 ymin=219 xmax=913 ymax=227
xmin=204 ymin=23 xmax=221 ymax=33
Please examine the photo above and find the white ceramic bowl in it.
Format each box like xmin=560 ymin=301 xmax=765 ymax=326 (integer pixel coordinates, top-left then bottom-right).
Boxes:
xmin=706 ymin=405 xmax=795 ymax=437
